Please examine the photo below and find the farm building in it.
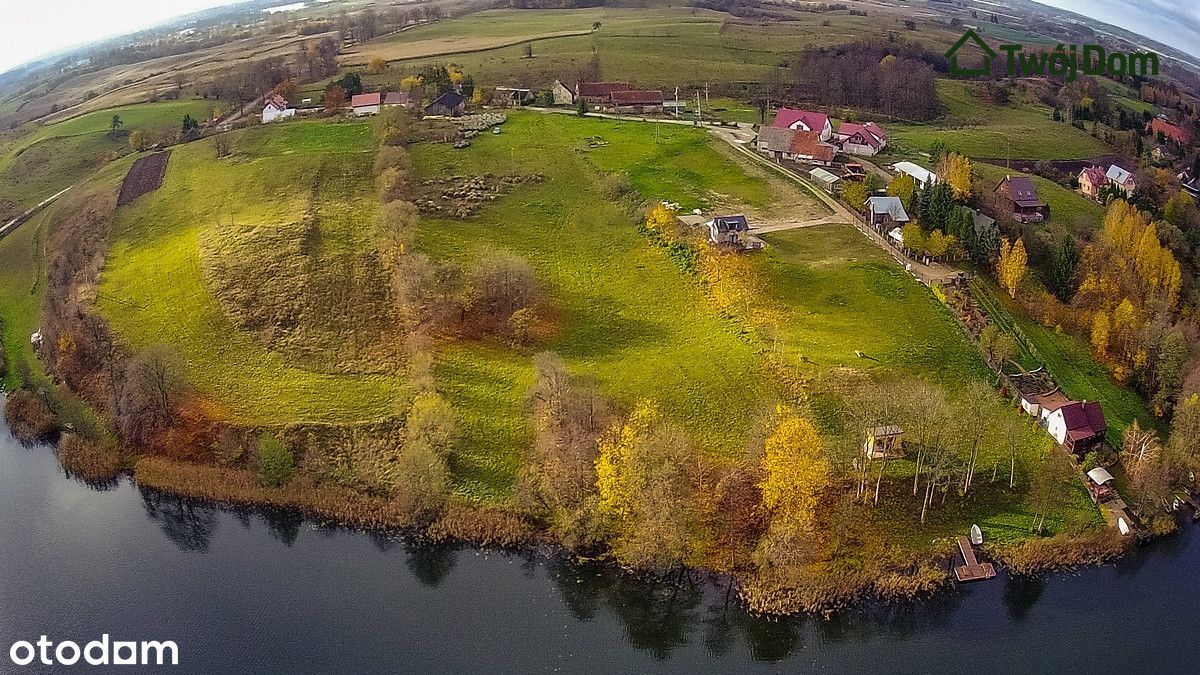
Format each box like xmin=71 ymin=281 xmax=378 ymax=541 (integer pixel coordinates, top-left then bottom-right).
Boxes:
xmin=706 ymin=214 xmax=751 ymax=248
xmin=754 ymin=127 xmax=834 ymax=164
xmin=576 ymin=81 xmax=632 ymax=105
xmin=425 ymin=90 xmax=466 ymax=117
xmin=835 ymin=121 xmax=887 ymax=155
xmin=261 ymin=94 xmax=295 ymax=123
xmin=1105 ymin=164 xmax=1136 ymax=196
xmin=1043 ymin=400 xmax=1107 ymax=453
xmin=865 ymin=196 xmax=909 ymax=229
xmin=863 ymin=425 xmax=904 ymax=460
xmin=994 ymin=175 xmax=1049 ymax=223
xmin=609 ymin=89 xmax=664 ymax=114
xmin=351 ymin=93 xmax=382 ymax=116
xmin=494 ymin=87 xmax=535 ymax=107
xmin=1077 ymin=165 xmax=1109 ymax=200
xmin=383 ymin=91 xmax=411 ymax=108
xmin=1148 ymin=116 xmax=1193 ymax=145
xmin=892 ymin=161 xmax=937 ymax=187
xmin=809 ymin=167 xmax=840 ymax=193
xmin=770 ymin=108 xmax=833 ymax=141
xmin=551 ymin=79 xmax=574 ymax=106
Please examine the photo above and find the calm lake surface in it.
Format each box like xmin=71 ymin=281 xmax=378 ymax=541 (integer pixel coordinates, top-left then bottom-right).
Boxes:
xmin=2 ymin=395 xmax=1198 ymax=673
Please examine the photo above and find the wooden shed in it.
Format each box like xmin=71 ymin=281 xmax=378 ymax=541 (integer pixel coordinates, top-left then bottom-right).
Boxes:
xmin=863 ymin=425 xmax=905 ymax=460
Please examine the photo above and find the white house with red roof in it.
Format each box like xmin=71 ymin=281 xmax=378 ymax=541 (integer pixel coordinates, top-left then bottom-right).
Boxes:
xmin=351 ymin=92 xmax=382 ymax=116
xmin=770 ymin=108 xmax=832 ymax=141
xmin=261 ymin=93 xmax=295 ymax=123
xmin=835 ymin=121 xmax=887 ymax=156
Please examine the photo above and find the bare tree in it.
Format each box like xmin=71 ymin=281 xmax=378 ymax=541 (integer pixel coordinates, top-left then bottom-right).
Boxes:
xmin=118 ymin=344 xmax=189 ymax=445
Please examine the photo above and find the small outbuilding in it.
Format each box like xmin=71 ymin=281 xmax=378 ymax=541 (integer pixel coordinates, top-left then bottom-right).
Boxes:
xmin=809 ymin=167 xmax=841 ymax=193
xmin=551 ymin=79 xmax=575 ymax=106
xmin=892 ymin=161 xmax=937 ymax=187
xmin=425 ymin=90 xmax=466 ymax=117
xmin=863 ymin=425 xmax=905 ymax=460
xmin=261 ymin=93 xmax=295 ymax=123
xmin=706 ymin=214 xmax=750 ymax=248
xmin=1086 ymin=467 xmax=1118 ymax=504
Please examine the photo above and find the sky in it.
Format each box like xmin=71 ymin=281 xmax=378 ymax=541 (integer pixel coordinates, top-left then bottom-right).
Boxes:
xmin=0 ymin=0 xmax=241 ymax=74
xmin=1033 ymin=0 xmax=1200 ymax=59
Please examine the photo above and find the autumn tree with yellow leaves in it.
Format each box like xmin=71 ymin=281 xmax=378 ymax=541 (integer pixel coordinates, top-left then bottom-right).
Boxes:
xmin=758 ymin=407 xmax=830 ymax=532
xmin=996 ymin=237 xmax=1028 ymax=298
xmin=939 ymin=152 xmax=973 ymax=201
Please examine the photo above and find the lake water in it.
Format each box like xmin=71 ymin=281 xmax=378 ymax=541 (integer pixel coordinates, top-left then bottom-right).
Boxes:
xmin=2 ymin=395 xmax=1198 ymax=673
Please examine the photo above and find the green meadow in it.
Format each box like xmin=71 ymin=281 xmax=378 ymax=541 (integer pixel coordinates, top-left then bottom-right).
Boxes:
xmin=890 ymin=79 xmax=1108 ymax=160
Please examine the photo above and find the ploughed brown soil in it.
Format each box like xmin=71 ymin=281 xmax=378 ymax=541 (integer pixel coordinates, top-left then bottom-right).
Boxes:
xmin=117 ymin=150 xmax=171 ymax=206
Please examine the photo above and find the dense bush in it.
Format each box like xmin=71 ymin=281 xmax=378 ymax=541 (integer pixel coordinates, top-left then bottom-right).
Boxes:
xmin=58 ymin=433 xmax=121 ymax=482
xmin=258 ymin=433 xmax=295 ymax=487
xmin=3 ymin=389 xmax=59 ymax=443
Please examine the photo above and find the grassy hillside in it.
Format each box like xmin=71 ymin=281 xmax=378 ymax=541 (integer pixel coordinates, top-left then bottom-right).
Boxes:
xmin=0 ymin=100 xmax=218 ymax=208
xmin=346 ymin=8 xmax=962 ymax=90
xmin=890 ymin=80 xmax=1108 ymax=160
xmin=98 ymin=120 xmax=405 ymax=424
xmin=0 ymin=209 xmax=47 ymax=390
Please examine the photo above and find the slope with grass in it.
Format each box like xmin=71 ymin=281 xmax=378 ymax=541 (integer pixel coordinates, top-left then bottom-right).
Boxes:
xmin=410 ymin=113 xmax=786 ymax=497
xmin=0 ymin=208 xmax=47 ymax=390
xmin=0 ymin=100 xmax=219 ymax=208
xmin=98 ymin=120 xmax=404 ymax=425
xmin=889 ymin=80 xmax=1108 ymax=160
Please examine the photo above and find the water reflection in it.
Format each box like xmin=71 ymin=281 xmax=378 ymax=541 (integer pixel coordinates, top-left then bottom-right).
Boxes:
xmin=1002 ymin=574 xmax=1044 ymax=623
xmin=404 ymin=542 xmax=458 ymax=587
xmin=138 ymin=487 xmax=219 ymax=552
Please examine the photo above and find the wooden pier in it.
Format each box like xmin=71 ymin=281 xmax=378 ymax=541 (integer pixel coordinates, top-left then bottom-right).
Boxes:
xmin=953 ymin=536 xmax=996 ymax=582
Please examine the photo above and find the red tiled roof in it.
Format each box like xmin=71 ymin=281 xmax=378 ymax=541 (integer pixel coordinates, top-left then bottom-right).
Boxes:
xmin=351 ymin=92 xmax=382 ymax=107
xmin=264 ymin=93 xmax=288 ymax=110
xmin=1079 ymin=166 xmax=1108 ymax=185
xmin=839 ymin=121 xmax=887 ymax=148
xmin=578 ymin=81 xmax=632 ymax=98
xmin=383 ymin=91 xmax=408 ymax=105
xmin=1148 ymin=117 xmax=1194 ymax=145
xmin=788 ymin=130 xmax=835 ymax=163
xmin=610 ymin=89 xmax=663 ymax=106
xmin=771 ymin=108 xmax=830 ymax=133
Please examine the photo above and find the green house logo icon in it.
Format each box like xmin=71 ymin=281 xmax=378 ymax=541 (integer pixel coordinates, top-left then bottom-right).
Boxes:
xmin=945 ymin=29 xmax=998 ymax=77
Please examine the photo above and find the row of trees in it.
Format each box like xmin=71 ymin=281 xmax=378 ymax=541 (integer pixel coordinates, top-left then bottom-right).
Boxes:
xmin=789 ymin=41 xmax=945 ymax=121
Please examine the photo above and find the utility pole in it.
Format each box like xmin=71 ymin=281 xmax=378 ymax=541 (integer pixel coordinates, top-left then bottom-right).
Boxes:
xmin=696 ymin=90 xmax=702 ymax=126
xmin=674 ymin=86 xmax=680 ymax=119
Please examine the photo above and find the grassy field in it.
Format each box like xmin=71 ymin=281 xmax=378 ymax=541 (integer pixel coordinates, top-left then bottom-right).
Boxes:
xmin=410 ymin=113 xmax=787 ymax=496
xmin=889 ymin=80 xmax=1109 ymax=161
xmin=347 ymin=7 xmax=963 ymax=91
xmin=98 ymin=120 xmax=405 ymax=425
xmin=760 ymin=226 xmax=990 ymax=384
xmin=0 ymin=209 xmax=47 ymax=390
xmin=0 ymin=100 xmax=218 ymax=208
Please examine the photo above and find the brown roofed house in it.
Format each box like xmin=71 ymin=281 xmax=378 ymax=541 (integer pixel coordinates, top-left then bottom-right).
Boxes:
xmin=609 ymin=89 xmax=664 ymax=114
xmin=576 ymin=81 xmax=632 ymax=103
xmin=1044 ymin=400 xmax=1107 ymax=453
xmin=995 ymin=174 xmax=1049 ymax=223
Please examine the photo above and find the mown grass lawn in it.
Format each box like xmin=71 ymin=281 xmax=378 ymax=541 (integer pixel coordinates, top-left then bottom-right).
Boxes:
xmin=889 ymin=79 xmax=1108 ymax=161
xmin=759 ymin=225 xmax=991 ymax=386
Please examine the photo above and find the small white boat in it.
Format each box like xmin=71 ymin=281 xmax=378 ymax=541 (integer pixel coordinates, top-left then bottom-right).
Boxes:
xmin=970 ymin=524 xmax=983 ymax=545
xmin=1118 ymin=518 xmax=1131 ymax=536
